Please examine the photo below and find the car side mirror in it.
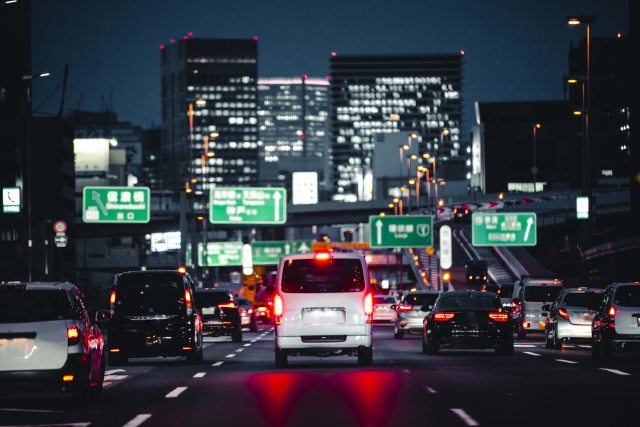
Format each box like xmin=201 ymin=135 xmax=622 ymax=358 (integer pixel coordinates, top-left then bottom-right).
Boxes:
xmin=541 ymin=305 xmax=550 ymax=311
xmin=95 ymin=310 xmax=112 ymax=322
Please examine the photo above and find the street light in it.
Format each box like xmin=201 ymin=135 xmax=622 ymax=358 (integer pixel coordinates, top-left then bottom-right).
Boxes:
xmin=568 ymin=14 xmax=595 ymax=236
xmin=22 ymin=71 xmax=50 ymax=281
xmin=566 ymin=75 xmax=588 ymax=205
xmin=532 ymin=123 xmax=540 ymax=193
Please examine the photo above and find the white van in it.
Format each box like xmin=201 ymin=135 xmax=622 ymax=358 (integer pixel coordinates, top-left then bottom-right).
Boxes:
xmin=512 ymin=276 xmax=564 ymax=338
xmin=274 ymin=251 xmax=373 ymax=367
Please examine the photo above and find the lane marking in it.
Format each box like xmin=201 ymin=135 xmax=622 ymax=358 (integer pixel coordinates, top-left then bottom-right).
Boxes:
xmin=562 ymin=345 xmax=575 ymax=348
xmin=514 ymin=344 xmax=536 ymax=347
xmin=193 ymin=372 xmax=206 ymax=378
xmin=555 ymin=359 xmax=578 ymax=364
xmin=244 ymin=344 xmax=251 ymax=347
xmin=0 ymin=423 xmax=91 ymax=426
xmin=600 ymin=368 xmax=631 ymax=376
xmin=578 ymin=345 xmax=591 ymax=348
xmin=105 ymin=375 xmax=128 ymax=380
xmin=250 ymin=340 xmax=258 ymax=343
xmin=225 ymin=354 xmax=236 ymax=358
xmin=212 ymin=361 xmax=224 ymax=366
xmin=105 ymin=369 xmax=126 ymax=375
xmin=236 ymin=348 xmax=244 ymax=352
xmin=403 ymin=369 xmax=410 ymax=373
xmin=122 ymin=414 xmax=152 ymax=427
xmin=451 ymin=408 xmax=480 ymax=426
xmin=165 ymin=387 xmax=187 ymax=398
xmin=523 ymin=352 xmax=541 ymax=356
xmin=426 ymin=387 xmax=438 ymax=394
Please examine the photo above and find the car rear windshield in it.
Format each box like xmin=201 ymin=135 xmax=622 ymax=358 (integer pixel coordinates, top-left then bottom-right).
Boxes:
xmin=524 ymin=286 xmax=562 ymax=302
xmin=439 ymin=296 xmax=501 ymax=310
xmin=196 ymin=292 xmax=232 ymax=308
xmin=0 ymin=290 xmax=72 ymax=323
xmin=403 ymin=294 xmax=439 ymax=306
xmin=614 ymin=286 xmax=640 ymax=307
xmin=236 ymin=298 xmax=251 ymax=308
xmin=116 ymin=273 xmax=183 ymax=316
xmin=499 ymin=284 xmax=514 ymax=298
xmin=281 ymin=258 xmax=365 ymax=293
xmin=563 ymin=292 xmax=603 ymax=309
xmin=373 ymin=296 xmax=396 ymax=304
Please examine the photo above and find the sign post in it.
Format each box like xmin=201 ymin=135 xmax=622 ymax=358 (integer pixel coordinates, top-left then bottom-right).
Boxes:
xmin=82 ymin=187 xmax=150 ymax=223
xmin=471 ymin=213 xmax=537 ymax=246
xmin=369 ymin=215 xmax=433 ymax=248
xmin=209 ymin=188 xmax=286 ymax=224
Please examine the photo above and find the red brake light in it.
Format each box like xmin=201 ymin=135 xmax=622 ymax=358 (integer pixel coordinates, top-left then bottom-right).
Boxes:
xmin=364 ymin=293 xmax=373 ymax=323
xmin=218 ymin=301 xmax=236 ymax=309
xmin=608 ymin=306 xmax=616 ymax=318
xmin=453 ymin=208 xmax=458 ymax=213
xmin=558 ymin=308 xmax=569 ymax=320
xmin=109 ymin=291 xmax=116 ymax=305
xmin=434 ymin=312 xmax=455 ymax=321
xmin=314 ymin=252 xmax=331 ymax=262
xmin=488 ymin=312 xmax=509 ymax=322
xmin=511 ymin=301 xmax=516 ymax=308
xmin=274 ymin=294 xmax=284 ymax=325
xmin=398 ymin=304 xmax=413 ymax=311
xmin=468 ymin=276 xmax=473 ymax=280
xmin=483 ymin=276 xmax=487 ymax=280
xmin=247 ymin=308 xmax=253 ymax=314
xmin=67 ymin=326 xmax=80 ymax=345
xmin=465 ymin=209 xmax=469 ymax=214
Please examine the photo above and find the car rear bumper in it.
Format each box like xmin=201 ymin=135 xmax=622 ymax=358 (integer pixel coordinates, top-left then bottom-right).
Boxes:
xmin=202 ymin=323 xmax=239 ymax=335
xmin=0 ymin=354 xmax=88 ymax=387
xmin=556 ymin=321 xmax=592 ymax=340
xmin=373 ymin=312 xmax=396 ymax=322
xmin=276 ymin=334 xmax=372 ymax=350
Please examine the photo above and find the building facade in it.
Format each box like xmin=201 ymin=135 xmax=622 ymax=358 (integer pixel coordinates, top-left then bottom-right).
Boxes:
xmin=160 ymin=38 xmax=259 ymax=193
xmin=257 ymin=76 xmax=330 ymax=195
xmin=329 ymin=54 xmax=463 ymax=201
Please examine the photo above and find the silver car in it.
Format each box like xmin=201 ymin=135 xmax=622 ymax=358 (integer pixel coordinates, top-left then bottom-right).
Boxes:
xmin=394 ymin=291 xmax=440 ymax=338
xmin=543 ymin=288 xmax=603 ymax=349
xmin=592 ymin=282 xmax=640 ymax=360
xmin=372 ymin=295 xmax=397 ymax=322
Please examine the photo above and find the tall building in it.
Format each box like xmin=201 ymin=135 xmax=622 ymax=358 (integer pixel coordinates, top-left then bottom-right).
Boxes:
xmin=257 ymin=76 xmax=330 ymax=189
xmin=160 ymin=38 xmax=259 ymax=193
xmin=329 ymin=54 xmax=463 ymax=201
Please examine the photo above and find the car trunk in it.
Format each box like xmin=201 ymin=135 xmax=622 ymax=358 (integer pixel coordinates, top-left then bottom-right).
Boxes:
xmin=0 ymin=320 xmax=69 ymax=371
xmin=613 ymin=286 xmax=640 ymax=335
xmin=280 ymin=293 xmax=366 ymax=336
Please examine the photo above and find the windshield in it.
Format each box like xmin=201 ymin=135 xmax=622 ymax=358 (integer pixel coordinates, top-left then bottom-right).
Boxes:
xmin=0 ymin=290 xmax=72 ymax=323
xmin=439 ymin=296 xmax=501 ymax=310
xmin=373 ymin=296 xmax=396 ymax=305
xmin=563 ymin=292 xmax=603 ymax=309
xmin=116 ymin=273 xmax=184 ymax=316
xmin=197 ymin=292 xmax=232 ymax=308
xmin=281 ymin=258 xmax=365 ymax=293
xmin=524 ymin=286 xmax=562 ymax=303
xmin=614 ymin=286 xmax=640 ymax=308
xmin=403 ymin=294 xmax=439 ymax=306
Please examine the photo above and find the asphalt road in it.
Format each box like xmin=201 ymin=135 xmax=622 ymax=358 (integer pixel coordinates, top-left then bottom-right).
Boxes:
xmin=1 ymin=324 xmax=637 ymax=427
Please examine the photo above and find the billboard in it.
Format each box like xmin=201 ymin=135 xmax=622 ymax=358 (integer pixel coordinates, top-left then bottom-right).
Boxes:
xmin=74 ymin=138 xmax=111 ymax=176
xmin=292 ymin=172 xmax=318 ymax=205
xmin=150 ymin=232 xmax=181 ymax=252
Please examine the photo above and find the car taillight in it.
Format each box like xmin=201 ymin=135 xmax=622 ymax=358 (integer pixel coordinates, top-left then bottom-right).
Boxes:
xmin=398 ymin=304 xmax=413 ymax=311
xmin=464 ymin=209 xmax=469 ymax=214
xmin=522 ymin=321 xmax=529 ymax=329
xmin=67 ymin=326 xmax=80 ymax=346
xmin=364 ymin=293 xmax=373 ymax=323
xmin=516 ymin=304 xmax=522 ymax=312
xmin=247 ymin=308 xmax=253 ymax=314
xmin=488 ymin=312 xmax=509 ymax=322
xmin=483 ymin=276 xmax=487 ymax=280
xmin=184 ymin=289 xmax=192 ymax=315
xmin=218 ymin=301 xmax=236 ymax=309
xmin=608 ymin=306 xmax=616 ymax=318
xmin=314 ymin=251 xmax=331 ymax=263
xmin=433 ymin=312 xmax=455 ymax=321
xmin=453 ymin=208 xmax=458 ymax=213
xmin=558 ymin=308 xmax=569 ymax=320
xmin=274 ymin=294 xmax=283 ymax=325
xmin=109 ymin=290 xmax=116 ymax=314
xmin=468 ymin=275 xmax=473 ymax=280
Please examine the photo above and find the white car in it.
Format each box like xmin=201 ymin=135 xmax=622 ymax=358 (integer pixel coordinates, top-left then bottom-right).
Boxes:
xmin=273 ymin=251 xmax=373 ymax=367
xmin=0 ymin=282 xmax=106 ymax=401
xmin=373 ymin=295 xmax=397 ymax=322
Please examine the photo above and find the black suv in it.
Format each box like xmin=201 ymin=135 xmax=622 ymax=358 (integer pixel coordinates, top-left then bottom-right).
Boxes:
xmin=465 ymin=260 xmax=488 ymax=286
xmin=106 ymin=270 xmax=203 ymax=365
xmin=195 ymin=288 xmax=242 ymax=342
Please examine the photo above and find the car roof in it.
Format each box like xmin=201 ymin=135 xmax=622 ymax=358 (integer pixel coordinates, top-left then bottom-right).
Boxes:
xmin=116 ymin=270 xmax=186 ymax=277
xmin=2 ymin=281 xmax=76 ymax=290
xmin=279 ymin=252 xmax=366 ymax=262
xmin=442 ymin=290 xmax=496 ymax=297
xmin=404 ymin=291 xmax=440 ymax=295
xmin=195 ymin=287 xmax=233 ymax=293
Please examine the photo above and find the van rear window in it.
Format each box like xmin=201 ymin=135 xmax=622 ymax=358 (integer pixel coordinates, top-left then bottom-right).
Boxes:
xmin=524 ymin=286 xmax=562 ymax=302
xmin=614 ymin=286 xmax=640 ymax=307
xmin=116 ymin=273 xmax=183 ymax=316
xmin=281 ymin=259 xmax=365 ymax=293
xmin=0 ymin=290 xmax=72 ymax=323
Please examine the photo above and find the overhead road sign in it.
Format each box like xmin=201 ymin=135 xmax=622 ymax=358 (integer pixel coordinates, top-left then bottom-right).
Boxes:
xmin=198 ymin=240 xmax=313 ymax=267
xmin=2 ymin=187 xmax=20 ymax=213
xmin=369 ymin=215 xmax=433 ymax=248
xmin=576 ymin=196 xmax=589 ymax=219
xmin=210 ymin=187 xmax=286 ymax=224
xmin=82 ymin=186 xmax=150 ymax=223
xmin=472 ymin=213 xmax=537 ymax=246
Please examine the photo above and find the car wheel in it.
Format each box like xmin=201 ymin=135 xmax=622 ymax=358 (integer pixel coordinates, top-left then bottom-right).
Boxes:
xmin=422 ymin=336 xmax=428 ymax=354
xmin=552 ymin=326 xmax=563 ymax=350
xmin=249 ymin=322 xmax=258 ymax=332
xmin=88 ymin=351 xmax=106 ymax=399
xmin=393 ymin=325 xmax=404 ymax=339
xmin=424 ymin=337 xmax=439 ymax=355
xmin=275 ymin=346 xmax=288 ymax=368
xmin=231 ymin=329 xmax=243 ymax=342
xmin=357 ymin=346 xmax=373 ymax=366
xmin=72 ymin=370 xmax=91 ymax=402
xmin=187 ymin=346 xmax=203 ymax=364
xmin=592 ymin=338 xmax=613 ymax=360
xmin=545 ymin=328 xmax=553 ymax=349
xmin=591 ymin=343 xmax=603 ymax=360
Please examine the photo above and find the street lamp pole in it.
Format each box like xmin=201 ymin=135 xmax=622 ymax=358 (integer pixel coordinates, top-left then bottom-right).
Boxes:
xmin=532 ymin=123 xmax=540 ymax=193
xmin=22 ymin=72 xmax=50 ymax=281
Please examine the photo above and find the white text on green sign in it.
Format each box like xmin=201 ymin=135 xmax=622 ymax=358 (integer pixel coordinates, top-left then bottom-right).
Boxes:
xmin=198 ymin=240 xmax=313 ymax=266
xmin=2 ymin=187 xmax=20 ymax=213
xmin=83 ymin=187 xmax=150 ymax=223
xmin=210 ymin=187 xmax=286 ymax=224
xmin=369 ymin=215 xmax=433 ymax=248
xmin=471 ymin=213 xmax=537 ymax=246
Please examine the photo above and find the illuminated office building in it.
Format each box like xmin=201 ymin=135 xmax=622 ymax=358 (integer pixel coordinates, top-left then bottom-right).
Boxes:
xmin=329 ymin=54 xmax=463 ymax=201
xmin=160 ymin=38 xmax=259 ymax=193
xmin=257 ymin=76 xmax=330 ymax=184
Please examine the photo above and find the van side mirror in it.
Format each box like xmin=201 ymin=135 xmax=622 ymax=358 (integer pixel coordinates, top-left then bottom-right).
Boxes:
xmin=264 ymin=285 xmax=275 ymax=296
xmin=95 ymin=310 xmax=112 ymax=322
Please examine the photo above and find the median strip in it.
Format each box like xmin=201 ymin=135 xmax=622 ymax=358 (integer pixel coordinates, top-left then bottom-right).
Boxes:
xmin=450 ymin=408 xmax=480 ymax=426
xmin=165 ymin=387 xmax=187 ymax=398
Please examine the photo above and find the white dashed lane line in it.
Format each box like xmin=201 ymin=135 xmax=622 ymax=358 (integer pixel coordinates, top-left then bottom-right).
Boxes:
xmin=579 ymin=345 xmax=592 ymax=348
xmin=236 ymin=348 xmax=244 ymax=352
xmin=212 ymin=361 xmax=224 ymax=366
xmin=250 ymin=340 xmax=258 ymax=343
xmin=122 ymin=414 xmax=152 ymax=427
xmin=225 ymin=354 xmax=236 ymax=358
xmin=165 ymin=387 xmax=187 ymax=398
xmin=555 ymin=359 xmax=578 ymax=364
xmin=403 ymin=369 xmax=410 ymax=373
xmin=194 ymin=372 xmax=206 ymax=378
xmin=451 ymin=408 xmax=480 ymax=426
xmin=426 ymin=387 xmax=438 ymax=394
xmin=514 ymin=344 xmax=537 ymax=348
xmin=244 ymin=343 xmax=251 ymax=347
xmin=600 ymin=368 xmax=631 ymax=376
xmin=522 ymin=352 xmax=541 ymax=356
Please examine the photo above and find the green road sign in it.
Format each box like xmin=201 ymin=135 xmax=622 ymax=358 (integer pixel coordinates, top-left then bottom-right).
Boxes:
xmin=2 ymin=187 xmax=20 ymax=213
xmin=197 ymin=240 xmax=313 ymax=266
xmin=82 ymin=186 xmax=150 ymax=223
xmin=369 ymin=215 xmax=433 ymax=248
xmin=210 ymin=187 xmax=286 ymax=224
xmin=472 ymin=212 xmax=537 ymax=246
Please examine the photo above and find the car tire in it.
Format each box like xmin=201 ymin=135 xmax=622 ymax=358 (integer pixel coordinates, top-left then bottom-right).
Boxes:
xmin=424 ymin=337 xmax=439 ymax=355
xmin=88 ymin=351 xmax=106 ymax=399
xmin=275 ymin=346 xmax=288 ymax=368
xmin=591 ymin=343 xmax=603 ymax=360
xmin=393 ymin=325 xmax=404 ymax=339
xmin=545 ymin=328 xmax=553 ymax=349
xmin=231 ymin=329 xmax=243 ymax=342
xmin=422 ymin=336 xmax=428 ymax=354
xmin=357 ymin=346 xmax=373 ymax=366
xmin=187 ymin=346 xmax=203 ymax=364
xmin=592 ymin=339 xmax=613 ymax=360
xmin=249 ymin=322 xmax=258 ymax=332
xmin=552 ymin=326 xmax=563 ymax=350
xmin=72 ymin=370 xmax=91 ymax=402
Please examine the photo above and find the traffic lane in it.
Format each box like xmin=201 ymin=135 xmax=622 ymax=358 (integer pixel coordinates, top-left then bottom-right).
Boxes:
xmin=449 ymin=222 xmax=476 ymax=291
xmin=377 ymin=326 xmax=636 ymax=425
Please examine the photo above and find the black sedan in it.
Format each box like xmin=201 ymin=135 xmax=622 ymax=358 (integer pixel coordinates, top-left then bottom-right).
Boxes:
xmin=422 ymin=290 xmax=514 ymax=355
xmin=195 ymin=288 xmax=242 ymax=342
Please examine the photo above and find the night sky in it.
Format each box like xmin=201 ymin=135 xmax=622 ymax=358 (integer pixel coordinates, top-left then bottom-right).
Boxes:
xmin=31 ymin=0 xmax=628 ymax=137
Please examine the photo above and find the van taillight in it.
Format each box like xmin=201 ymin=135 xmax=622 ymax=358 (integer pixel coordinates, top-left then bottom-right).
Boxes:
xmin=314 ymin=252 xmax=331 ymax=263
xmin=67 ymin=326 xmax=80 ymax=345
xmin=608 ymin=307 xmax=616 ymax=318
xmin=185 ymin=289 xmax=192 ymax=315
xmin=364 ymin=293 xmax=373 ymax=323
xmin=558 ymin=308 xmax=569 ymax=320
xmin=274 ymin=294 xmax=283 ymax=325
xmin=109 ymin=291 xmax=116 ymax=305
